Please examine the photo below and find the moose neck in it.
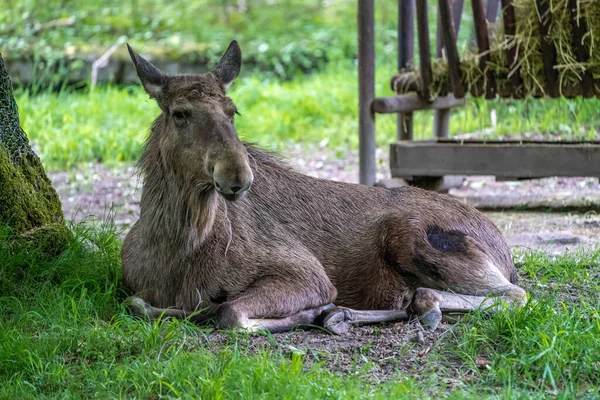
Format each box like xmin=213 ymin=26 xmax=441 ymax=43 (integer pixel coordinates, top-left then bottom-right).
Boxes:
xmin=139 ymin=118 xmax=224 ymax=250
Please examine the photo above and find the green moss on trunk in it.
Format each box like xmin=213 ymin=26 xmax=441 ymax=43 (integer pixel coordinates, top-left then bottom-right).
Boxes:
xmin=0 ymin=51 xmax=69 ymax=254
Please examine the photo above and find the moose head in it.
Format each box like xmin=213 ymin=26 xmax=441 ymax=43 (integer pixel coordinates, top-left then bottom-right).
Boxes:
xmin=128 ymin=41 xmax=253 ymax=201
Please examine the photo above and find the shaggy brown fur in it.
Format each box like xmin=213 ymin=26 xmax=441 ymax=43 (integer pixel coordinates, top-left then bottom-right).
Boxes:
xmin=122 ymin=41 xmax=526 ymax=334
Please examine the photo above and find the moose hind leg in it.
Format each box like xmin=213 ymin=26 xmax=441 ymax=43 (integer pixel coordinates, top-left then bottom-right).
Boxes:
xmin=405 ymin=226 xmax=527 ymax=330
xmin=409 ymin=285 xmax=527 ymax=331
xmin=320 ymin=307 xmax=410 ymax=335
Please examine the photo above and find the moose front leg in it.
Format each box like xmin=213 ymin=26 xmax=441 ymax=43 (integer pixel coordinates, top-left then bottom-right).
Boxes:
xmin=215 ymin=269 xmax=337 ymax=333
xmin=241 ymin=303 xmax=336 ymax=333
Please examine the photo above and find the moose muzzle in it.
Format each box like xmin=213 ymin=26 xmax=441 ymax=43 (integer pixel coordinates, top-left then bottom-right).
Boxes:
xmin=213 ymin=158 xmax=253 ymax=201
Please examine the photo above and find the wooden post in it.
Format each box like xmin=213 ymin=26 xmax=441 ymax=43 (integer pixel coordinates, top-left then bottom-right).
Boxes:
xmin=568 ymin=0 xmax=594 ymax=98
xmin=439 ymin=0 xmax=465 ymax=99
xmin=434 ymin=0 xmax=464 ymax=138
xmin=472 ymin=0 xmax=495 ymax=98
xmin=486 ymin=0 xmax=500 ymax=22
xmin=435 ymin=0 xmax=464 ymax=57
xmin=536 ymin=0 xmax=560 ymax=98
xmin=501 ymin=0 xmax=523 ymax=98
xmin=397 ymin=0 xmax=415 ymax=141
xmin=434 ymin=1 xmax=446 ymax=139
xmin=416 ymin=0 xmax=433 ymax=102
xmin=358 ymin=0 xmax=376 ymax=185
xmin=452 ymin=0 xmax=465 ymax=33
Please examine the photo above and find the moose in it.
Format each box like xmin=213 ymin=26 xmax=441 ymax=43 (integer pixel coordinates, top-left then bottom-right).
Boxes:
xmin=122 ymin=41 xmax=527 ymax=334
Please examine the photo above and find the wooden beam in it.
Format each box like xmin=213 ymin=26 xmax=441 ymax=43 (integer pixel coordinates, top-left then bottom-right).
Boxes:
xmin=358 ymin=0 xmax=376 ymax=185
xmin=390 ymin=140 xmax=600 ymax=178
xmin=438 ymin=0 xmax=465 ymax=98
xmin=536 ymin=0 xmax=560 ymax=98
xmin=568 ymin=0 xmax=594 ymax=98
xmin=373 ymin=93 xmax=466 ymax=114
xmin=416 ymin=0 xmax=433 ymax=101
xmin=472 ymin=0 xmax=495 ymax=98
xmin=501 ymin=0 xmax=523 ymax=98
xmin=397 ymin=0 xmax=415 ymax=140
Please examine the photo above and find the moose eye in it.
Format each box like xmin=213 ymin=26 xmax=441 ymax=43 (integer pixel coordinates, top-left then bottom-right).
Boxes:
xmin=231 ymin=109 xmax=241 ymax=123
xmin=172 ymin=110 xmax=190 ymax=124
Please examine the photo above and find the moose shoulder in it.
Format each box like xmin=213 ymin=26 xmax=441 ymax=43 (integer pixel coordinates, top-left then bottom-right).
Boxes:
xmin=122 ymin=41 xmax=527 ymax=334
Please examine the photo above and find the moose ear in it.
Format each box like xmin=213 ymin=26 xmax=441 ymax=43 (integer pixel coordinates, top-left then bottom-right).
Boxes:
xmin=127 ymin=43 xmax=166 ymax=99
xmin=212 ymin=40 xmax=241 ymax=92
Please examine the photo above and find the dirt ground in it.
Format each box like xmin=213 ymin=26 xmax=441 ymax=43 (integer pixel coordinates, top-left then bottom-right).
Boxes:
xmin=48 ymin=145 xmax=600 ymax=255
xmin=204 ymin=321 xmax=460 ymax=385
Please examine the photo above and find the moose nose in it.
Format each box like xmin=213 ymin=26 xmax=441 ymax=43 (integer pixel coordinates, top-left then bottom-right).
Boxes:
xmin=212 ymin=158 xmax=254 ymax=200
xmin=214 ymin=180 xmax=251 ymax=201
xmin=214 ymin=181 xmax=247 ymax=194
xmin=215 ymin=181 xmax=250 ymax=193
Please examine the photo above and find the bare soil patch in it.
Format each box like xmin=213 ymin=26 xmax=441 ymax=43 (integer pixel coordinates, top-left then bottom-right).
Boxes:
xmin=202 ymin=321 xmax=459 ymax=385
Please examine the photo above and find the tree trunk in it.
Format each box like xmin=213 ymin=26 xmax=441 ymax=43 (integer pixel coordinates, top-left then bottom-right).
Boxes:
xmin=0 ymin=51 xmax=69 ymax=255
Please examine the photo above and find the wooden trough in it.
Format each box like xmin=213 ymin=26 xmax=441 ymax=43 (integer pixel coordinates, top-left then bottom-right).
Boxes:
xmin=357 ymin=0 xmax=600 ymax=187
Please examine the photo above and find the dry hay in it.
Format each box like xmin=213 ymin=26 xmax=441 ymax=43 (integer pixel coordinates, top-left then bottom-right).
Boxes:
xmin=394 ymin=0 xmax=600 ymax=99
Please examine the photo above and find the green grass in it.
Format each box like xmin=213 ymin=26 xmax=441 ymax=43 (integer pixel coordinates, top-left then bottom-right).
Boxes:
xmin=1 ymin=221 xmax=599 ymax=398
xmin=15 ymin=61 xmax=600 ymax=169
xmin=450 ymin=250 xmax=600 ymax=398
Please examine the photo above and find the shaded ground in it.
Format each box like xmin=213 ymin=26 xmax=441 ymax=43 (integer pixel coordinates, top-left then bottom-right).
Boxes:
xmin=48 ymin=145 xmax=600 ymax=255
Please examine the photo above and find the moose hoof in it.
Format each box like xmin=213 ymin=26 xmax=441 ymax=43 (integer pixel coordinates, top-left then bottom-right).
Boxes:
xmin=419 ymin=309 xmax=442 ymax=331
xmin=320 ymin=308 xmax=351 ymax=335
